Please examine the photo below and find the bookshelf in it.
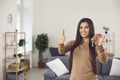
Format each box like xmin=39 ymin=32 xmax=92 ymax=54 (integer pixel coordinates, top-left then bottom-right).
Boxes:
xmin=4 ymin=31 xmax=27 ymax=80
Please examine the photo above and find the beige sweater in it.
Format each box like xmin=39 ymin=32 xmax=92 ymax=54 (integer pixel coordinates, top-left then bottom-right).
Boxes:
xmin=58 ymin=40 xmax=107 ymax=80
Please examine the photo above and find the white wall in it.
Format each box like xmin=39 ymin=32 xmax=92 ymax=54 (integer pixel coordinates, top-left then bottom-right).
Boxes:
xmin=0 ymin=0 xmax=17 ymax=79
xmin=33 ymin=0 xmax=120 ymax=66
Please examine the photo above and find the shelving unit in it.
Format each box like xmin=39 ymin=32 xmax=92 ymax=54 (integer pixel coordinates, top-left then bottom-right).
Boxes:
xmin=4 ymin=31 xmax=27 ymax=80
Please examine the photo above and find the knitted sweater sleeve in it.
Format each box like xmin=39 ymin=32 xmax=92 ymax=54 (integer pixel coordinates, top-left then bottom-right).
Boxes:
xmin=58 ymin=40 xmax=75 ymax=54
xmin=96 ymin=45 xmax=108 ymax=64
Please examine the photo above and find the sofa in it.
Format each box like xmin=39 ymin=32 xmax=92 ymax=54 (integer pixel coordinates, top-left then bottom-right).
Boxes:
xmin=43 ymin=56 xmax=120 ymax=80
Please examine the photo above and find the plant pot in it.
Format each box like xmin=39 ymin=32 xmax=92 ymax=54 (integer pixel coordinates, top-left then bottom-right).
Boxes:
xmin=38 ymin=63 xmax=44 ymax=68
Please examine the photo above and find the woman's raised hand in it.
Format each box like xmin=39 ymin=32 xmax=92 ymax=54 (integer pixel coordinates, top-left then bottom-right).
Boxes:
xmin=91 ymin=34 xmax=104 ymax=46
xmin=59 ymin=29 xmax=65 ymax=44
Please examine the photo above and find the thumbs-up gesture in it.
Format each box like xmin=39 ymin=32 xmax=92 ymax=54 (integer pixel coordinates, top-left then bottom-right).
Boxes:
xmin=59 ymin=29 xmax=65 ymax=44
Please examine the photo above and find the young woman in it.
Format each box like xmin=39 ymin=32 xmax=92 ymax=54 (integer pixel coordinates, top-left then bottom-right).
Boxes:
xmin=58 ymin=18 xmax=108 ymax=80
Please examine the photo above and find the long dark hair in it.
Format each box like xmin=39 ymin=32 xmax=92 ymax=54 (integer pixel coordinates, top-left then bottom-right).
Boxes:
xmin=69 ymin=18 xmax=97 ymax=74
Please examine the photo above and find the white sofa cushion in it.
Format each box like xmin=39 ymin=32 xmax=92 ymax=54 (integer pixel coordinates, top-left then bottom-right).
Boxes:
xmin=109 ymin=58 xmax=120 ymax=76
xmin=46 ymin=58 xmax=69 ymax=76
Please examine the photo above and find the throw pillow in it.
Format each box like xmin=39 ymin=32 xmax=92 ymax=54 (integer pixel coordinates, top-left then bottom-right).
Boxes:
xmin=46 ymin=58 xmax=69 ymax=76
xmin=109 ymin=58 xmax=120 ymax=76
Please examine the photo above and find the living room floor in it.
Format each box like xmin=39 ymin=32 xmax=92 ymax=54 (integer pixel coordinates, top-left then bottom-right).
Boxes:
xmin=26 ymin=68 xmax=48 ymax=80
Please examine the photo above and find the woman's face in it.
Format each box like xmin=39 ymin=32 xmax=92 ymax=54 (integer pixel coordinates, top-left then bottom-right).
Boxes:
xmin=79 ymin=22 xmax=90 ymax=38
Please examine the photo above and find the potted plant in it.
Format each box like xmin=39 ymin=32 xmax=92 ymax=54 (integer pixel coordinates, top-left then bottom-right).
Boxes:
xmin=35 ymin=33 xmax=49 ymax=68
